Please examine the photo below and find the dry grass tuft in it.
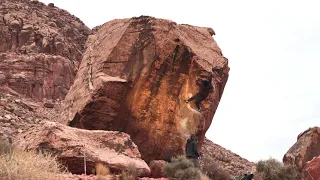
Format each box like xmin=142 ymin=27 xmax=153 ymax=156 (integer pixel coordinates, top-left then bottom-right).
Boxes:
xmin=201 ymin=156 xmax=230 ymax=180
xmin=200 ymin=174 xmax=210 ymax=180
xmin=255 ymin=158 xmax=301 ymax=180
xmin=163 ymin=155 xmax=202 ymax=180
xmin=95 ymin=162 xmax=111 ymax=176
xmin=120 ymin=163 xmax=140 ymax=180
xmin=0 ymin=139 xmax=67 ymax=180
xmin=94 ymin=162 xmax=112 ymax=180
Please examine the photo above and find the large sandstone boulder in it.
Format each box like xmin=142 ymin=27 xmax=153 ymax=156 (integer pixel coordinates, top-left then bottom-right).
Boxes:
xmin=283 ymin=127 xmax=320 ymax=170
xmin=60 ymin=16 xmax=229 ymax=162
xmin=0 ymin=53 xmax=75 ymax=99
xmin=303 ymin=156 xmax=320 ymax=180
xmin=13 ymin=121 xmax=150 ymax=175
xmin=0 ymin=0 xmax=90 ymax=99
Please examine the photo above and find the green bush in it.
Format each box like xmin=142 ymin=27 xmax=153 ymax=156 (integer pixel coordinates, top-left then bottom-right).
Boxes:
xmin=163 ymin=156 xmax=202 ymax=180
xmin=255 ymin=158 xmax=301 ymax=180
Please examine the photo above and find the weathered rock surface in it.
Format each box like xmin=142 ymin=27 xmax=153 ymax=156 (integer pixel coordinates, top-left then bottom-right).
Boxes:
xmin=60 ymin=174 xmax=168 ymax=180
xmin=13 ymin=121 xmax=150 ymax=175
xmin=139 ymin=178 xmax=168 ymax=180
xmin=0 ymin=53 xmax=75 ymax=99
xmin=59 ymin=174 xmax=119 ymax=180
xmin=303 ymin=156 xmax=320 ymax=180
xmin=61 ymin=16 xmax=229 ymax=162
xmin=0 ymin=0 xmax=90 ymax=64
xmin=200 ymin=138 xmax=255 ymax=178
xmin=149 ymin=160 xmax=167 ymax=178
xmin=0 ymin=0 xmax=90 ymax=99
xmin=283 ymin=127 xmax=320 ymax=170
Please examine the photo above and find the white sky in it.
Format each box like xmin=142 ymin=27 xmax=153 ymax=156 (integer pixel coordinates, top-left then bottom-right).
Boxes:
xmin=39 ymin=0 xmax=320 ymax=162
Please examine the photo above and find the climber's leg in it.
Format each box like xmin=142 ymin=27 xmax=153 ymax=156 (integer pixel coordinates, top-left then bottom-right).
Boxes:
xmin=195 ymin=95 xmax=206 ymax=111
xmin=185 ymin=93 xmax=200 ymax=103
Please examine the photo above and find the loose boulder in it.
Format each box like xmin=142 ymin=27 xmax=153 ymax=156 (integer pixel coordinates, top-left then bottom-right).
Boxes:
xmin=13 ymin=121 xmax=150 ymax=176
xmin=61 ymin=16 xmax=229 ymax=162
xmin=283 ymin=127 xmax=320 ymax=170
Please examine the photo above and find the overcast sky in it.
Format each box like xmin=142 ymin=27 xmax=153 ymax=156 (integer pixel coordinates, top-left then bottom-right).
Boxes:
xmin=39 ymin=0 xmax=320 ymax=162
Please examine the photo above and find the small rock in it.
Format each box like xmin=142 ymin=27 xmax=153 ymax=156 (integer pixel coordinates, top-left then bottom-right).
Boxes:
xmin=10 ymin=20 xmax=21 ymax=29
xmin=4 ymin=114 xmax=11 ymax=120
xmin=207 ymin=27 xmax=215 ymax=36
xmin=48 ymin=21 xmax=57 ymax=28
xmin=14 ymin=110 xmax=23 ymax=117
xmin=30 ymin=0 xmax=39 ymax=4
xmin=48 ymin=3 xmax=54 ymax=7
xmin=55 ymin=41 xmax=64 ymax=54
xmin=11 ymin=122 xmax=19 ymax=128
xmin=0 ymin=98 xmax=8 ymax=106
xmin=3 ymin=123 xmax=10 ymax=127
xmin=0 ymin=73 xmax=6 ymax=84
xmin=44 ymin=102 xmax=55 ymax=108
xmin=18 ymin=101 xmax=34 ymax=111
xmin=4 ymin=105 xmax=14 ymax=112
xmin=22 ymin=24 xmax=33 ymax=31
xmin=14 ymin=99 xmax=21 ymax=102
xmin=17 ymin=129 xmax=22 ymax=133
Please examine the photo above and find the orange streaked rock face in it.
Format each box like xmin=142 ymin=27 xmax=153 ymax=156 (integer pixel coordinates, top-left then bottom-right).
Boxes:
xmin=61 ymin=16 xmax=229 ymax=162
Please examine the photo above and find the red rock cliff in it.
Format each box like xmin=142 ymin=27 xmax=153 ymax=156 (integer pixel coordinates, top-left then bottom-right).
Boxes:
xmin=0 ymin=0 xmax=90 ymax=99
xmin=61 ymin=16 xmax=229 ymax=162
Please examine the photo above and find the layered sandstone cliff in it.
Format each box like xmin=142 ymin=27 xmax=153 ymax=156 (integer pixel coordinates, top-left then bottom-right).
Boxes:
xmin=0 ymin=0 xmax=90 ymax=99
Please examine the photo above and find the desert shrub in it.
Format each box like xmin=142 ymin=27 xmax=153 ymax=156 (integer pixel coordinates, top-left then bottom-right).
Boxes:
xmin=251 ymin=173 xmax=264 ymax=180
xmin=255 ymin=158 xmax=301 ymax=180
xmin=0 ymin=139 xmax=67 ymax=180
xmin=201 ymin=157 xmax=230 ymax=180
xmin=95 ymin=162 xmax=110 ymax=175
xmin=200 ymin=174 xmax=210 ymax=180
xmin=94 ymin=162 xmax=110 ymax=179
xmin=121 ymin=163 xmax=140 ymax=180
xmin=163 ymin=155 xmax=202 ymax=180
xmin=0 ymin=138 xmax=13 ymax=155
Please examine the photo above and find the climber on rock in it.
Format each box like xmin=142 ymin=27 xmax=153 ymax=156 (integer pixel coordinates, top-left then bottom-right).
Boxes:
xmin=184 ymin=67 xmax=216 ymax=111
xmin=185 ymin=134 xmax=200 ymax=167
